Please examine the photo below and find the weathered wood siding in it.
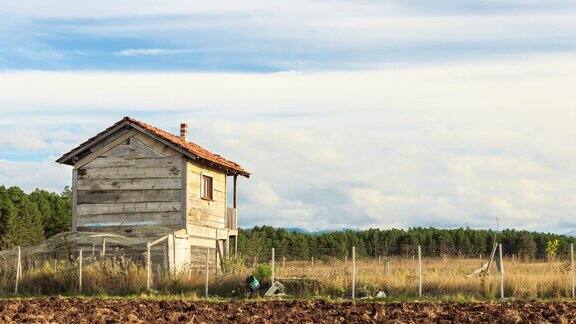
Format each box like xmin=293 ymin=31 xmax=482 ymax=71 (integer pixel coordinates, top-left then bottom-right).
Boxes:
xmin=75 ymin=132 xmax=184 ymax=233
xmin=186 ymin=161 xmax=227 ymax=230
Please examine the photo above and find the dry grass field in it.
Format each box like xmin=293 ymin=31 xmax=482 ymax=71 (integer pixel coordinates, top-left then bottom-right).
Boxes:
xmin=0 ymin=254 xmax=573 ymax=299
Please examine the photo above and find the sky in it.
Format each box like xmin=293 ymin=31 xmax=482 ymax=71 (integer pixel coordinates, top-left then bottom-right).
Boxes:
xmin=0 ymin=1 xmax=575 ymax=233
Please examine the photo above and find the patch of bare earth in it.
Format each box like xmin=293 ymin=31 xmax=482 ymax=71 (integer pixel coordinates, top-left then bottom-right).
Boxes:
xmin=0 ymin=298 xmax=575 ymax=323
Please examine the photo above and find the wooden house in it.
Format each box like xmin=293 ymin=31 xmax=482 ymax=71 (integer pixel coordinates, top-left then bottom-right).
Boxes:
xmin=56 ymin=116 xmax=249 ymax=271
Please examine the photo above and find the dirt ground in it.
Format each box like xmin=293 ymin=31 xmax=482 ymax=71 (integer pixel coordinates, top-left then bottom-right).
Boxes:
xmin=0 ymin=298 xmax=575 ymax=323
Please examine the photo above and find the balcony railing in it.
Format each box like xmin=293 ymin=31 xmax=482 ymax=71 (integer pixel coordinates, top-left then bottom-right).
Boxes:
xmin=226 ymin=207 xmax=237 ymax=230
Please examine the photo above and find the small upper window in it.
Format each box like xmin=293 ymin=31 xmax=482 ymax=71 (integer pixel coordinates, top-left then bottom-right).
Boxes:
xmin=201 ymin=174 xmax=213 ymax=200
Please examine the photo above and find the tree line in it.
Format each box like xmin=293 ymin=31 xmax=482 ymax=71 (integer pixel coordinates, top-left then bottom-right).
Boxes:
xmin=0 ymin=186 xmax=71 ymax=249
xmin=0 ymin=185 xmax=574 ymax=261
xmin=237 ymin=226 xmax=576 ymax=262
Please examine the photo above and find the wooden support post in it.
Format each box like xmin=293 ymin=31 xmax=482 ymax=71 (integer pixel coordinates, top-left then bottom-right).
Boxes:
xmin=233 ymin=174 xmax=238 ymax=209
xmin=146 ymin=243 xmax=151 ymax=291
xmin=79 ymin=250 xmax=83 ymax=293
xmin=417 ymin=245 xmax=422 ymax=296
xmin=499 ymin=243 xmax=505 ymax=299
xmin=351 ymin=246 xmax=356 ymax=300
xmin=226 ymin=238 xmax=230 ymax=260
xmin=205 ymin=248 xmax=210 ymax=298
xmin=102 ymin=237 xmax=107 ymax=256
xmin=271 ymin=247 xmax=275 ymax=283
xmin=571 ymin=243 xmax=574 ymax=298
xmin=234 ymin=235 xmax=238 ymax=258
xmin=15 ymin=246 xmax=21 ymax=294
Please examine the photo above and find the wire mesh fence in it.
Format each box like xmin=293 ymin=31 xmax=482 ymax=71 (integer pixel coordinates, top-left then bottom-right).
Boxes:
xmin=1 ymin=232 xmax=576 ymax=300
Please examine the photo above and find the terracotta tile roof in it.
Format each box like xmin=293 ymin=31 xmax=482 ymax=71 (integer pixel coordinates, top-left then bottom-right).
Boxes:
xmin=57 ymin=116 xmax=250 ymax=177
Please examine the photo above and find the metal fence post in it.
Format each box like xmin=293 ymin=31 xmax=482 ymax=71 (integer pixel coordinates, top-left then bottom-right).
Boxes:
xmin=418 ymin=245 xmax=422 ymax=297
xmin=351 ymin=246 xmax=356 ymax=300
xmin=146 ymin=243 xmax=151 ymax=291
xmin=205 ymin=248 xmax=209 ymax=298
xmin=571 ymin=243 xmax=575 ymax=298
xmin=499 ymin=243 xmax=505 ymax=299
xmin=14 ymin=246 xmax=21 ymax=294
xmin=271 ymin=247 xmax=275 ymax=283
xmin=79 ymin=250 xmax=83 ymax=293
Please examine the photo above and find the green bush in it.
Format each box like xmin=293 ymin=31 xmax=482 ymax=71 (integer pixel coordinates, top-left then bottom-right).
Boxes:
xmin=255 ymin=263 xmax=272 ymax=280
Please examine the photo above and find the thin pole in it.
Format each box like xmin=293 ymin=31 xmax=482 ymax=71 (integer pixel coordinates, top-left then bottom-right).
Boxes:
xmin=351 ymin=246 xmax=356 ymax=300
xmin=234 ymin=236 xmax=238 ymax=258
xmin=282 ymin=256 xmax=286 ymax=268
xmin=311 ymin=257 xmax=314 ymax=268
xmin=205 ymin=248 xmax=210 ymax=298
xmin=499 ymin=243 xmax=504 ymax=299
xmin=15 ymin=246 xmax=21 ymax=294
xmin=417 ymin=245 xmax=422 ymax=296
xmin=102 ymin=237 xmax=107 ymax=256
xmin=146 ymin=243 xmax=151 ymax=291
xmin=79 ymin=250 xmax=83 ymax=293
xmin=571 ymin=243 xmax=574 ymax=298
xmin=271 ymin=247 xmax=275 ymax=283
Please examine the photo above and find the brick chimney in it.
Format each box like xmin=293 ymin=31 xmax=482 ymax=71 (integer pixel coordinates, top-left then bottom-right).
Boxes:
xmin=180 ymin=123 xmax=188 ymax=141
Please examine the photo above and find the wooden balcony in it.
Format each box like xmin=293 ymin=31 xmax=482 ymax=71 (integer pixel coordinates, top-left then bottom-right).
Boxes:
xmin=226 ymin=207 xmax=237 ymax=230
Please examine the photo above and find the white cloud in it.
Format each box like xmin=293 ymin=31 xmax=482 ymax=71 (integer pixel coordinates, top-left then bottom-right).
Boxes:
xmin=115 ymin=48 xmax=189 ymax=57
xmin=0 ymin=158 xmax=70 ymax=193
xmin=0 ymin=54 xmax=574 ymax=232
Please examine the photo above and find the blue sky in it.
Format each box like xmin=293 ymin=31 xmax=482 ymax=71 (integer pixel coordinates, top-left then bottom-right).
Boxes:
xmin=0 ymin=1 xmax=575 ymax=232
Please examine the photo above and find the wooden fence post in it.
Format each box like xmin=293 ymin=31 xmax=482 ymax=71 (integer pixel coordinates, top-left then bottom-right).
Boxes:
xmin=351 ymin=246 xmax=356 ymax=300
xmin=205 ymin=248 xmax=209 ymax=298
xmin=571 ymin=243 xmax=574 ymax=299
xmin=79 ymin=250 xmax=83 ymax=293
xmin=417 ymin=245 xmax=422 ymax=296
xmin=271 ymin=247 xmax=275 ymax=283
xmin=146 ymin=243 xmax=151 ymax=291
xmin=499 ymin=243 xmax=505 ymax=299
xmin=14 ymin=246 xmax=21 ymax=295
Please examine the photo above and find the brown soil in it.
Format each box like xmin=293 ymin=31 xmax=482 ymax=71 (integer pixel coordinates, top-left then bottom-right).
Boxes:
xmin=0 ymin=298 xmax=574 ymax=323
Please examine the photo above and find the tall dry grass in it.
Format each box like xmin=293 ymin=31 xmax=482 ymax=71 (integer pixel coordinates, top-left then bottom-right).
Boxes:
xmin=0 ymin=254 xmax=573 ymax=299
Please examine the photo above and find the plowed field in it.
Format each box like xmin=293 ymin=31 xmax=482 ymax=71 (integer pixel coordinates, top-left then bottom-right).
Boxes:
xmin=0 ymin=298 xmax=575 ymax=323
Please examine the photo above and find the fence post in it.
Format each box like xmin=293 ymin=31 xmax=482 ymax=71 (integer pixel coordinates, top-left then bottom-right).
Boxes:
xmin=102 ymin=237 xmax=107 ymax=256
xmin=271 ymin=247 xmax=275 ymax=283
xmin=417 ymin=245 xmax=422 ymax=297
xmin=571 ymin=243 xmax=574 ymax=298
xmin=146 ymin=243 xmax=151 ymax=291
xmin=205 ymin=248 xmax=209 ymax=298
xmin=282 ymin=256 xmax=285 ymax=268
xmin=499 ymin=243 xmax=504 ymax=299
xmin=79 ymin=250 xmax=83 ymax=293
xmin=351 ymin=246 xmax=356 ymax=300
xmin=14 ymin=246 xmax=21 ymax=295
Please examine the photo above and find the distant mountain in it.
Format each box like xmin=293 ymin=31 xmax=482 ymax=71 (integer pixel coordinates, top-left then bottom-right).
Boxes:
xmin=285 ymin=227 xmax=359 ymax=234
xmin=565 ymin=230 xmax=576 ymax=237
